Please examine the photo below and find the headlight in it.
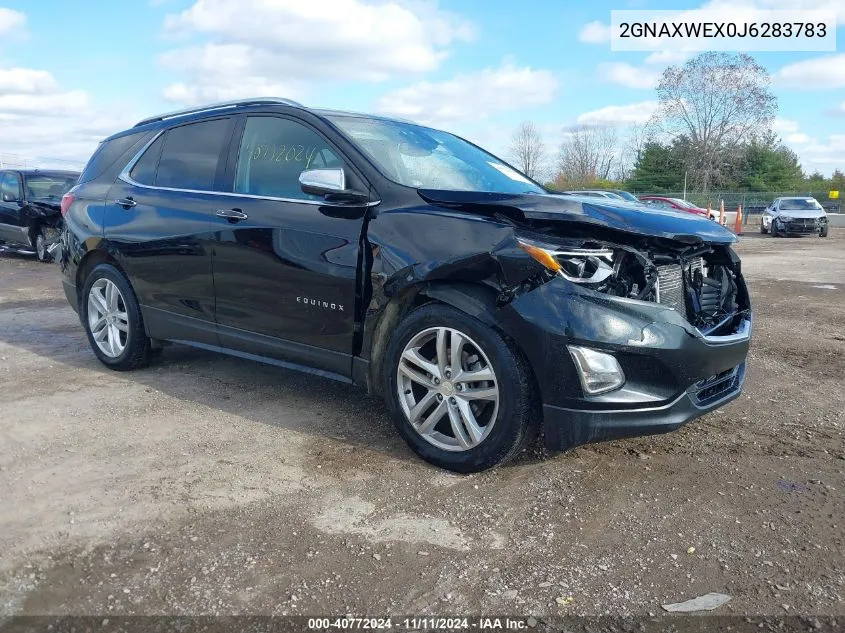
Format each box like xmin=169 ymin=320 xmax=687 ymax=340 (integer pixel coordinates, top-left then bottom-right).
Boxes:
xmin=516 ymin=237 xmax=614 ymax=284
xmin=779 ymin=215 xmax=792 ymax=222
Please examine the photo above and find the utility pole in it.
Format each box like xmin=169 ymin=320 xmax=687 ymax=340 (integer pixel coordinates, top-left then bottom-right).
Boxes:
xmin=683 ymin=171 xmax=687 ymax=201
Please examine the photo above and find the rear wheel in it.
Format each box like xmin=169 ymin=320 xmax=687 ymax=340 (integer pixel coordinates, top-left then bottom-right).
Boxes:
xmin=384 ymin=303 xmax=537 ymax=473
xmin=81 ymin=263 xmax=152 ymax=371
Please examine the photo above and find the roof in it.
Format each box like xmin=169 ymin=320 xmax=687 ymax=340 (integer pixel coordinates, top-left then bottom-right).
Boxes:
xmin=104 ymin=98 xmax=418 ymax=142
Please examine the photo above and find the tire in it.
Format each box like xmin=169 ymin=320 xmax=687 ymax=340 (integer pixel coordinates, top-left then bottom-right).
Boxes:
xmin=80 ymin=263 xmax=152 ymax=371
xmin=383 ymin=303 xmax=538 ymax=473
xmin=760 ymin=220 xmax=768 ymax=234
xmin=34 ymin=230 xmax=51 ymax=262
xmin=771 ymin=219 xmax=780 ymax=237
xmin=820 ymin=225 xmax=828 ymax=237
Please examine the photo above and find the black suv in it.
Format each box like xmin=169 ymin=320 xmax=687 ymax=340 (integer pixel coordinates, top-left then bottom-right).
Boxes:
xmin=0 ymin=169 xmax=79 ymax=261
xmin=59 ymin=98 xmax=751 ymax=472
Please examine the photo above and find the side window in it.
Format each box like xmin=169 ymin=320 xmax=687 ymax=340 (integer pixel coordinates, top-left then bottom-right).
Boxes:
xmin=129 ymin=135 xmax=165 ymax=185
xmin=234 ymin=116 xmax=343 ymax=200
xmin=0 ymin=173 xmax=21 ymax=201
xmin=153 ymin=118 xmax=230 ymax=191
xmin=79 ymin=131 xmax=148 ymax=185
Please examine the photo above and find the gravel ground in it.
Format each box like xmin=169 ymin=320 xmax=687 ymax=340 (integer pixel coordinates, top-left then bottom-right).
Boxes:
xmin=0 ymin=230 xmax=843 ymax=618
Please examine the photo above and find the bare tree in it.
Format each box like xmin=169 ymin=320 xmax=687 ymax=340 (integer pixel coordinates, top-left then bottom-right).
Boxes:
xmin=509 ymin=121 xmax=545 ymax=180
xmin=556 ymin=125 xmax=617 ymax=187
xmin=613 ymin=123 xmax=650 ymax=182
xmin=651 ymin=52 xmax=776 ymax=192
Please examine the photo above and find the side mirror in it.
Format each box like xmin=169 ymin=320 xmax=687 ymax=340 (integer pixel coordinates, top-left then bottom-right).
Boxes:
xmin=2 ymin=192 xmax=20 ymax=203
xmin=299 ymin=168 xmax=368 ymax=204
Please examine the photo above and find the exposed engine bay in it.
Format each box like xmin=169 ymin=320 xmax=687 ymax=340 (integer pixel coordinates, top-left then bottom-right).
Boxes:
xmin=512 ymin=233 xmax=749 ymax=336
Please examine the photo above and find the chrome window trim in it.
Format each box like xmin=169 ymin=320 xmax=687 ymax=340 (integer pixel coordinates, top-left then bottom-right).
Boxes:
xmin=118 ymin=129 xmax=380 ymax=208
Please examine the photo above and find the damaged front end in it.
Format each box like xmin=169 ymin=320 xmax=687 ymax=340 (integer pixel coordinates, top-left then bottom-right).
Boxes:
xmin=369 ymin=190 xmax=754 ymax=451
xmin=507 ymin=232 xmax=750 ymax=338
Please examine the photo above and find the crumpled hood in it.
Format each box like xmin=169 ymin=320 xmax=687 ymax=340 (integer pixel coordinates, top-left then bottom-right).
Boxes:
xmin=418 ymin=190 xmax=737 ymax=244
xmin=28 ymin=198 xmax=62 ymax=217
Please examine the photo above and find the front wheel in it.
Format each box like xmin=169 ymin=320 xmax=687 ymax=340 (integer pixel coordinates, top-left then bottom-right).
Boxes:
xmin=81 ymin=263 xmax=153 ymax=371
xmin=760 ymin=219 xmax=768 ymax=234
xmin=820 ymin=225 xmax=828 ymax=237
xmin=35 ymin=230 xmax=50 ymax=262
xmin=383 ymin=304 xmax=538 ymax=473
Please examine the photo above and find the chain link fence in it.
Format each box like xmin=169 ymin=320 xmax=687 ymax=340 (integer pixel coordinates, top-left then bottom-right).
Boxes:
xmin=0 ymin=153 xmax=85 ymax=172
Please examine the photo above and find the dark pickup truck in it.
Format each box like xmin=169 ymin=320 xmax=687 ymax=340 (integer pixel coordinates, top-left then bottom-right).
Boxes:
xmin=0 ymin=169 xmax=80 ymax=261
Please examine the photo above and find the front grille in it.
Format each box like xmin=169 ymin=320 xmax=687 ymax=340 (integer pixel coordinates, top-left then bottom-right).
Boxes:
xmin=781 ymin=218 xmax=818 ymax=232
xmin=692 ymin=364 xmax=743 ymax=406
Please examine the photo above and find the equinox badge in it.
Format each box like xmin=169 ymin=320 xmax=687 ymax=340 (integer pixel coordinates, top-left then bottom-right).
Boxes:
xmin=297 ymin=296 xmax=344 ymax=312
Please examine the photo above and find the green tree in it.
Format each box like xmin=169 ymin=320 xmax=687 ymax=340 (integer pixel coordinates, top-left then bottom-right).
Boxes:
xmin=626 ymin=141 xmax=685 ymax=192
xmin=737 ymin=134 xmax=803 ymax=191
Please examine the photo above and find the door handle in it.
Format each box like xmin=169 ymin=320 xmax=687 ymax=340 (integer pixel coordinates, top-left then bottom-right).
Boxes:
xmin=115 ymin=197 xmax=137 ymax=209
xmin=216 ymin=208 xmax=248 ymax=221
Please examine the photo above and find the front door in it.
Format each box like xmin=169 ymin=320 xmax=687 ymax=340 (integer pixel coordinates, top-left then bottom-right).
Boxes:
xmin=0 ymin=172 xmax=25 ymax=244
xmin=211 ymin=115 xmax=369 ymax=378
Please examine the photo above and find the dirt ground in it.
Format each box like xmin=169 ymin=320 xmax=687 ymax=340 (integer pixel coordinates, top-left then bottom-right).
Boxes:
xmin=0 ymin=230 xmax=843 ymax=619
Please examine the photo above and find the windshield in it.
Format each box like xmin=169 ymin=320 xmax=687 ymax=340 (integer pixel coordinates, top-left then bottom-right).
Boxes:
xmin=327 ymin=116 xmax=545 ymax=194
xmin=24 ymin=175 xmax=78 ymax=199
xmin=613 ymin=191 xmax=639 ymax=202
xmin=780 ymin=198 xmax=822 ymax=210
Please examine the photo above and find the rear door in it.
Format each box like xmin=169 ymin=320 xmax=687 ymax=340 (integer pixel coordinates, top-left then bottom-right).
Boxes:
xmin=104 ymin=117 xmax=235 ymax=346
xmin=210 ymin=114 xmax=370 ymax=378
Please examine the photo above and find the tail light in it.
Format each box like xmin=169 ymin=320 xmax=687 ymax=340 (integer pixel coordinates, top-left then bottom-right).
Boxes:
xmin=60 ymin=192 xmax=75 ymax=217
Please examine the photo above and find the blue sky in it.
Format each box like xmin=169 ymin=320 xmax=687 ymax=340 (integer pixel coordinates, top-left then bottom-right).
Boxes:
xmin=1 ymin=0 xmax=843 ymax=176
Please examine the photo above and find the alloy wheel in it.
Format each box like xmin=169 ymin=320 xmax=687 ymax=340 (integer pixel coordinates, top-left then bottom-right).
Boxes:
xmin=87 ymin=278 xmax=129 ymax=358
xmin=397 ymin=326 xmax=499 ymax=452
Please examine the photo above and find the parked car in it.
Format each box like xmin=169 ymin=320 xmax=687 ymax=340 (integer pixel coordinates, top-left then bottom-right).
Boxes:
xmin=639 ymin=195 xmax=723 ymax=223
xmin=59 ymin=98 xmax=752 ymax=473
xmin=608 ymin=190 xmax=640 ymax=203
xmin=760 ymin=197 xmax=828 ymax=237
xmin=560 ymin=190 xmax=626 ymax=200
xmin=0 ymin=169 xmax=80 ymax=261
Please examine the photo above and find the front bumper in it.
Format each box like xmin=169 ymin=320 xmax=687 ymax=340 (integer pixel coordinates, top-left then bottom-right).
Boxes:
xmin=499 ymin=276 xmax=752 ymax=451
xmin=777 ymin=216 xmax=826 ymax=234
xmin=544 ymin=362 xmax=745 ymax=448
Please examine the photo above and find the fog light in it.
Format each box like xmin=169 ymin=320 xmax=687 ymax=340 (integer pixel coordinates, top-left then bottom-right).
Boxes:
xmin=568 ymin=346 xmax=625 ymax=395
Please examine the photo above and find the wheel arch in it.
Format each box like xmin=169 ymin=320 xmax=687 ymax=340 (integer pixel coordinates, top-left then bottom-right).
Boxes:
xmin=363 ymin=280 xmax=524 ymax=399
xmin=75 ymin=249 xmax=125 ymax=305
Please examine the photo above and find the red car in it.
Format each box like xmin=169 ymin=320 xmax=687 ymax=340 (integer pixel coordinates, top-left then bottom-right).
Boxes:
xmin=639 ymin=196 xmax=723 ymax=223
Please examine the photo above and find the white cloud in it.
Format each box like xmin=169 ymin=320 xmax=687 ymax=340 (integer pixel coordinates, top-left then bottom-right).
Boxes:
xmin=0 ymin=68 xmax=59 ymax=94
xmin=376 ymin=62 xmax=558 ymax=126
xmin=159 ymin=0 xmax=475 ymax=104
xmin=773 ymin=54 xmax=845 ymax=89
xmin=599 ymin=62 xmax=661 ymax=89
xmin=773 ymin=117 xmax=800 ymax=134
xmin=578 ymin=20 xmax=610 ymax=43
xmin=577 ymin=100 xmax=659 ymax=125
xmin=0 ymin=7 xmax=26 ymax=34
xmin=644 ymin=50 xmax=691 ymax=65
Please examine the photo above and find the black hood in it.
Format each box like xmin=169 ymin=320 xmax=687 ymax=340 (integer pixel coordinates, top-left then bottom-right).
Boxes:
xmin=417 ymin=190 xmax=737 ymax=245
xmin=29 ymin=198 xmax=62 ymax=214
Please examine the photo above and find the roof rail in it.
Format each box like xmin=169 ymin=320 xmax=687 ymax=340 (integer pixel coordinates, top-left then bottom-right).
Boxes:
xmin=133 ymin=97 xmax=304 ymax=128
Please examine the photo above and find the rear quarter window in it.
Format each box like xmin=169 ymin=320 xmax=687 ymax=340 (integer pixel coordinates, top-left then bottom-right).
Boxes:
xmin=78 ymin=131 xmax=151 ymax=184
